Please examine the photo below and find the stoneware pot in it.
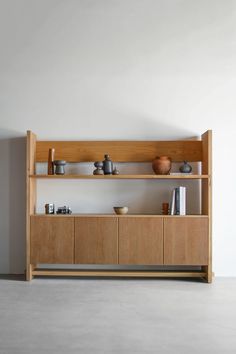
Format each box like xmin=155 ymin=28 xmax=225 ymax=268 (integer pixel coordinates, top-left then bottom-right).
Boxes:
xmin=54 ymin=160 xmax=66 ymax=175
xmin=93 ymin=161 xmax=104 ymax=175
xmin=152 ymin=156 xmax=171 ymax=175
xmin=103 ymin=154 xmax=113 ymax=175
xmin=112 ymin=167 xmax=119 ymax=175
xmin=179 ymin=161 xmax=192 ymax=173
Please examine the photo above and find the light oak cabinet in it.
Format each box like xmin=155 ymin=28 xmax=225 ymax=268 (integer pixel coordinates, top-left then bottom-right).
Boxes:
xmin=75 ymin=217 xmax=118 ymax=264
xmin=31 ymin=216 xmax=74 ymax=264
xmin=119 ymin=217 xmax=163 ymax=265
xmin=164 ymin=217 xmax=208 ymax=265
xmin=30 ymin=215 xmax=209 ymax=267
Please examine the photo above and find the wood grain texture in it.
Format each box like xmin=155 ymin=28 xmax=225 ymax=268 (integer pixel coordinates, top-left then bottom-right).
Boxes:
xmin=201 ymin=130 xmax=212 ymax=175
xmin=119 ymin=217 xmax=163 ymax=265
xmin=33 ymin=214 xmax=208 ymax=218
xmin=26 ymin=131 xmax=37 ymax=280
xmin=164 ymin=217 xmax=209 ymax=265
xmin=201 ymin=130 xmax=212 ymax=216
xmin=30 ymin=174 xmax=209 ymax=179
xmin=201 ymin=130 xmax=212 ymax=282
xmin=32 ymin=269 xmax=206 ymax=278
xmin=75 ymin=217 xmax=118 ymax=264
xmin=36 ymin=140 xmax=202 ymax=162
xmin=31 ymin=216 xmax=74 ymax=264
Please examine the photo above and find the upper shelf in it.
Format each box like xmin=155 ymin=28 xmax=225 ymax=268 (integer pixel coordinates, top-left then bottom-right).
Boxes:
xmin=30 ymin=174 xmax=209 ymax=179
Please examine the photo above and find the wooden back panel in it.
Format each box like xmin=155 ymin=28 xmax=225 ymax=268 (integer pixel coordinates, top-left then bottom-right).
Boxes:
xmin=36 ymin=140 xmax=202 ymax=162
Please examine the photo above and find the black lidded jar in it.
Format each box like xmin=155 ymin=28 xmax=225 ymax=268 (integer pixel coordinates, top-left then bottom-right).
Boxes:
xmin=103 ymin=154 xmax=113 ymax=175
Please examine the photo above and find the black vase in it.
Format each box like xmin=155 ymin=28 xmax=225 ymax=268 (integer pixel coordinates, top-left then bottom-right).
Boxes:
xmin=103 ymin=154 xmax=113 ymax=175
xmin=179 ymin=161 xmax=192 ymax=173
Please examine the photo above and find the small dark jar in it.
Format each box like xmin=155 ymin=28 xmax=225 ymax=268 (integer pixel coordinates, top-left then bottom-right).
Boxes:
xmin=54 ymin=160 xmax=66 ymax=175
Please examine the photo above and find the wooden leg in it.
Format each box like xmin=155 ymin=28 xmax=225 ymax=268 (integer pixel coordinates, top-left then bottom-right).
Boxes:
xmin=202 ymin=265 xmax=212 ymax=283
xmin=26 ymin=264 xmax=36 ymax=281
xmin=26 ymin=265 xmax=32 ymax=281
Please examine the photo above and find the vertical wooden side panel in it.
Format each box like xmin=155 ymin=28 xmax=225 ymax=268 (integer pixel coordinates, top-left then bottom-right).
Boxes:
xmin=26 ymin=131 xmax=37 ymax=280
xmin=202 ymin=130 xmax=212 ymax=214
xmin=201 ymin=130 xmax=212 ymax=282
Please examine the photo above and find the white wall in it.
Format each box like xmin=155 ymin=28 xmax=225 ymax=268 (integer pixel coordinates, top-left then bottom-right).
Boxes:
xmin=0 ymin=0 xmax=235 ymax=275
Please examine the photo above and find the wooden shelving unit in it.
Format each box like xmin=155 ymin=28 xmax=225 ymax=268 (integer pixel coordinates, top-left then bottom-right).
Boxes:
xmin=26 ymin=130 xmax=212 ymax=282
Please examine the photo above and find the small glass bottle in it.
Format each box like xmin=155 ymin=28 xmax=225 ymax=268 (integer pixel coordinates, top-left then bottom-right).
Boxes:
xmin=103 ymin=154 xmax=113 ymax=175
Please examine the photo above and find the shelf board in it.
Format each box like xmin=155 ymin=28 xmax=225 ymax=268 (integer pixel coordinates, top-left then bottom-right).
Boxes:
xmin=30 ymin=174 xmax=209 ymax=180
xmin=31 ymin=214 xmax=209 ymax=218
xmin=32 ymin=269 xmax=206 ymax=278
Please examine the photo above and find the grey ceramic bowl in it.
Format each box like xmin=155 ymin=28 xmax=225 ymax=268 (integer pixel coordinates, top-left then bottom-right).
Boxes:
xmin=113 ymin=206 xmax=128 ymax=215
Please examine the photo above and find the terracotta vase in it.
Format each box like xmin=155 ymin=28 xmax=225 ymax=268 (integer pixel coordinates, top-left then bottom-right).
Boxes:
xmin=152 ymin=156 xmax=171 ymax=175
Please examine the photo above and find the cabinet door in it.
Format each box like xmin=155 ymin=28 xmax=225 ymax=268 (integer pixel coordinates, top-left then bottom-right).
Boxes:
xmin=119 ymin=217 xmax=163 ymax=265
xmin=31 ymin=216 xmax=74 ymax=264
xmin=75 ymin=217 xmax=118 ymax=264
xmin=164 ymin=217 xmax=208 ymax=265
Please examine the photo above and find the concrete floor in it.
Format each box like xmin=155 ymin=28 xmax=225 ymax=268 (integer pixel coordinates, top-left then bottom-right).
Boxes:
xmin=0 ymin=277 xmax=235 ymax=354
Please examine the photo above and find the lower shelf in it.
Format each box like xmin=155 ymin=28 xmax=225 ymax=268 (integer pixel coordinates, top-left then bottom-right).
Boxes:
xmin=31 ymin=268 xmax=207 ymax=279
